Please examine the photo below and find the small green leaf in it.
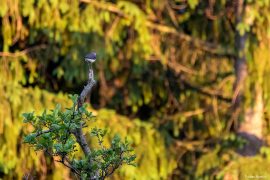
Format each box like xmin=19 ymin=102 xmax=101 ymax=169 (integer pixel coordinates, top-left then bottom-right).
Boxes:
xmin=54 ymin=143 xmax=63 ymax=152
xmin=54 ymin=104 xmax=61 ymax=115
xmin=51 ymin=124 xmax=61 ymax=130
xmin=68 ymin=94 xmax=79 ymax=104
xmin=24 ymin=134 xmax=36 ymax=144
xmin=112 ymin=134 xmax=121 ymax=145
xmin=22 ymin=112 xmax=34 ymax=123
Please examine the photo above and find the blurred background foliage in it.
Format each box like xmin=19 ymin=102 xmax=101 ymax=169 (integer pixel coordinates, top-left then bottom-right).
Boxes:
xmin=1 ymin=0 xmax=270 ymax=179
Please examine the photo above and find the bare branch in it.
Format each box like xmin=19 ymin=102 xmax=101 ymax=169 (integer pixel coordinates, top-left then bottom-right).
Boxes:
xmin=183 ymin=80 xmax=232 ymax=102
xmin=80 ymin=0 xmax=234 ymax=57
xmin=78 ymin=68 xmax=96 ymax=107
xmin=0 ymin=44 xmax=47 ymax=57
xmin=72 ymin=67 xmax=96 ymax=156
xmin=71 ymin=59 xmax=98 ymax=179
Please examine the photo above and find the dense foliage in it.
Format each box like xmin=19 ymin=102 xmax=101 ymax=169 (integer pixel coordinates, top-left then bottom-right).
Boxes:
xmin=23 ymin=94 xmax=136 ymax=179
xmin=1 ymin=0 xmax=270 ymax=179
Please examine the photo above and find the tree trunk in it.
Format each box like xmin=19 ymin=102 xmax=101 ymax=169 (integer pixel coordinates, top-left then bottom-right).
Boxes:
xmin=233 ymin=0 xmax=247 ymax=108
xmin=237 ymin=87 xmax=264 ymax=156
xmin=233 ymin=0 xmax=263 ymax=156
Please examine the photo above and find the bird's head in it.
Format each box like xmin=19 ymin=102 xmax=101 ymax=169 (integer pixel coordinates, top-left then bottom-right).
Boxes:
xmin=85 ymin=52 xmax=96 ymax=63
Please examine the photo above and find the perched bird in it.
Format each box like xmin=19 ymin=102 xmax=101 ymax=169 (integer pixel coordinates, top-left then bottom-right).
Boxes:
xmin=85 ymin=52 xmax=96 ymax=63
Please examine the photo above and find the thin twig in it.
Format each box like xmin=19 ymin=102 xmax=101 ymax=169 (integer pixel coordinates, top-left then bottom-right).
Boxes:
xmin=34 ymin=129 xmax=51 ymax=137
xmin=56 ymin=157 xmax=81 ymax=176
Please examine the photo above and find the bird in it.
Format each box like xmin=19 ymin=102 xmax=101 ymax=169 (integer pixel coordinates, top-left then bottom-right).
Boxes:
xmin=85 ymin=52 xmax=96 ymax=63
